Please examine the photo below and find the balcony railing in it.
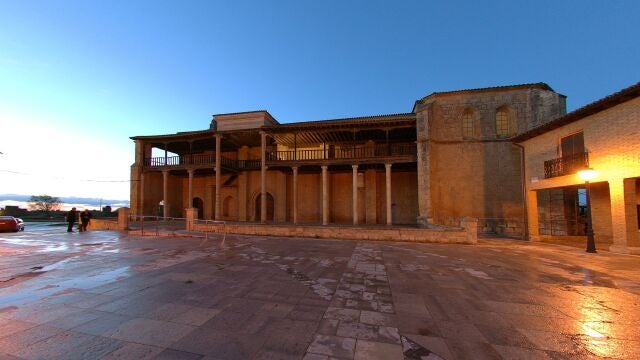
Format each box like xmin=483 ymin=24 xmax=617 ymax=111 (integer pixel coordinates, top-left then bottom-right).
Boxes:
xmin=266 ymin=143 xmax=416 ymax=162
xmin=143 ymin=143 xmax=417 ymax=170
xmin=144 ymin=155 xmax=260 ymax=170
xmin=543 ymin=152 xmax=589 ymax=178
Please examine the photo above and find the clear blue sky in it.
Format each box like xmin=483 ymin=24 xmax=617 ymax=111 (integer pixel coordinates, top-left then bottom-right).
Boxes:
xmin=0 ymin=1 xmax=638 ymax=199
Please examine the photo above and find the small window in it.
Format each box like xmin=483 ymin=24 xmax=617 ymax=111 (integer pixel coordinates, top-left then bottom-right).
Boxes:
xmin=496 ymin=108 xmax=509 ymax=137
xmin=560 ymin=132 xmax=585 ymax=157
xmin=462 ymin=111 xmax=474 ymax=139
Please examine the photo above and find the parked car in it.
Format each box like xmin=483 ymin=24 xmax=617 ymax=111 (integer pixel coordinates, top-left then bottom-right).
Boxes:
xmin=0 ymin=216 xmax=25 ymax=232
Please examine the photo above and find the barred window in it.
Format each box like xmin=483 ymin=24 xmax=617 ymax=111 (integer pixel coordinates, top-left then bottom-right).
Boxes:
xmin=462 ymin=111 xmax=474 ymax=139
xmin=496 ymin=108 xmax=509 ymax=137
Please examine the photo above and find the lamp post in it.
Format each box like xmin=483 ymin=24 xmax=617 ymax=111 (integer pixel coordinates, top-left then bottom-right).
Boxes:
xmin=577 ymin=168 xmax=598 ymax=253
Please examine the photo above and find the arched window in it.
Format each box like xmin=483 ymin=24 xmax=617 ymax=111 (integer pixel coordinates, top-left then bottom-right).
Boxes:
xmin=496 ymin=106 xmax=517 ymax=137
xmin=461 ymin=110 xmax=475 ymax=139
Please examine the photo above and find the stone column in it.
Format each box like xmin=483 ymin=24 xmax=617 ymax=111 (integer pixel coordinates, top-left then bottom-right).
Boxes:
xmin=238 ymin=145 xmax=248 ymax=221
xmin=322 ymin=165 xmax=328 ymax=225
xmin=385 ymin=163 xmax=392 ymax=225
xmin=215 ymin=134 xmax=222 ymax=221
xmin=117 ymin=207 xmax=130 ymax=231
xmin=162 ymin=170 xmax=169 ymax=218
xmin=292 ymin=166 xmax=299 ymax=225
xmin=609 ymin=178 xmax=640 ymax=253
xmin=260 ymin=131 xmax=267 ymax=223
xmin=188 ymin=169 xmax=194 ymax=209
xmin=164 ymin=144 xmax=168 ymax=165
xmin=415 ymin=110 xmax=432 ymax=227
xmin=526 ymin=190 xmax=540 ymax=241
xmin=352 ymin=165 xmax=359 ymax=225
xmin=130 ymin=140 xmax=147 ymax=216
xmin=185 ymin=207 xmax=198 ymax=231
xmin=139 ymin=172 xmax=145 ymax=215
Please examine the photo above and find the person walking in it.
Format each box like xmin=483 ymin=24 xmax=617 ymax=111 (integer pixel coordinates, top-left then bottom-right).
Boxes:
xmin=80 ymin=209 xmax=92 ymax=232
xmin=66 ymin=207 xmax=77 ymax=233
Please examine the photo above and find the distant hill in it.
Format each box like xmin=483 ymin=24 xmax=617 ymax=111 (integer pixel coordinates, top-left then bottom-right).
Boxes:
xmin=0 ymin=194 xmax=129 ymax=207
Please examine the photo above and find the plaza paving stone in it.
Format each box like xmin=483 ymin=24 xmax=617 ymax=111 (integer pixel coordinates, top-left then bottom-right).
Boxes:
xmin=0 ymin=224 xmax=639 ymax=359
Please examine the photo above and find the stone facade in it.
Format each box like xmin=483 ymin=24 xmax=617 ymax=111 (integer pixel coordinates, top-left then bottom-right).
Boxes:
xmin=414 ymin=85 xmax=566 ymax=235
xmin=519 ymin=83 xmax=640 ymax=253
xmin=132 ymin=83 xmax=616 ymax=241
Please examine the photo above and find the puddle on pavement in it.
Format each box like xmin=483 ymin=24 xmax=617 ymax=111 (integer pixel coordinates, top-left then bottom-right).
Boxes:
xmin=39 ymin=256 xmax=81 ymax=272
xmin=53 ymin=266 xmax=131 ymax=289
xmin=0 ymin=238 xmax=55 ymax=246
xmin=41 ymin=244 xmax=70 ymax=252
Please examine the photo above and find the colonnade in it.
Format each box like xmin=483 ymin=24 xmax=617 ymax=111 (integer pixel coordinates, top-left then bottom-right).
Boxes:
xmin=156 ymin=131 xmax=395 ymax=225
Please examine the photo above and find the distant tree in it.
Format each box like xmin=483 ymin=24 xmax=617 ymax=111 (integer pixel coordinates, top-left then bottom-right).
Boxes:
xmin=28 ymin=195 xmax=61 ymax=216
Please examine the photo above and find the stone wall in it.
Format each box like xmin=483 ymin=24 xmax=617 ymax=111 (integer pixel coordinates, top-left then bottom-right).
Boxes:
xmin=88 ymin=218 xmax=118 ymax=231
xmin=415 ymin=86 xmax=565 ymax=236
xmin=191 ymin=222 xmax=477 ymax=244
xmin=523 ymin=96 xmax=640 ymax=252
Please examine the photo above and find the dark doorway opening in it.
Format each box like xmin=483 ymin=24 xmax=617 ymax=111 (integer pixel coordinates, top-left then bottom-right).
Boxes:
xmin=255 ymin=193 xmax=274 ymax=222
xmin=192 ymin=197 xmax=204 ymax=219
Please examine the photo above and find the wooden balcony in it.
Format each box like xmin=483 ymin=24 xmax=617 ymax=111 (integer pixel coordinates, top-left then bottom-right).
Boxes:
xmin=143 ymin=143 xmax=417 ymax=171
xmin=543 ymin=152 xmax=589 ymax=178
xmin=143 ymin=154 xmax=260 ymax=171
xmin=266 ymin=143 xmax=417 ymax=166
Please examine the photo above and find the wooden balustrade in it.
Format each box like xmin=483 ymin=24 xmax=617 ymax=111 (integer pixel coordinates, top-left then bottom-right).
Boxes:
xmin=266 ymin=143 xmax=416 ymax=162
xmin=144 ymin=143 xmax=417 ymax=169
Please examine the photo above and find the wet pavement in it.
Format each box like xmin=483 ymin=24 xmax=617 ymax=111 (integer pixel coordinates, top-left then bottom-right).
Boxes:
xmin=0 ymin=224 xmax=639 ymax=359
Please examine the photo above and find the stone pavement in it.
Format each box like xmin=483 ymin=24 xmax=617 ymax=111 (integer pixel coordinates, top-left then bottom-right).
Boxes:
xmin=0 ymin=224 xmax=639 ymax=359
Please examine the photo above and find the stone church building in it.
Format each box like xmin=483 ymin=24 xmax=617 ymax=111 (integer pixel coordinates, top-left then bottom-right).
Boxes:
xmin=130 ymin=83 xmax=567 ymax=238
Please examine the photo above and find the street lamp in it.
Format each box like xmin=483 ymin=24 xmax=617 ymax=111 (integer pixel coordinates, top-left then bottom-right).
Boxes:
xmin=578 ymin=168 xmax=598 ymax=253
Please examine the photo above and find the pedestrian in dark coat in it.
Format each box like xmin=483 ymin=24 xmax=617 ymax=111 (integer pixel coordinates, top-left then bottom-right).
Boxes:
xmin=66 ymin=207 xmax=77 ymax=233
xmin=80 ymin=209 xmax=92 ymax=232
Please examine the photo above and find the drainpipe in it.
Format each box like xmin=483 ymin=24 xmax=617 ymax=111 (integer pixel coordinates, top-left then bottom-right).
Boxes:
xmin=513 ymin=142 xmax=529 ymax=241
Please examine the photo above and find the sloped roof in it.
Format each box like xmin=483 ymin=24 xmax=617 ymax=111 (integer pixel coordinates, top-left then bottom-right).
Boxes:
xmin=413 ymin=82 xmax=560 ymax=112
xmin=265 ymin=113 xmax=415 ymax=131
xmin=514 ymin=81 xmax=640 ymax=142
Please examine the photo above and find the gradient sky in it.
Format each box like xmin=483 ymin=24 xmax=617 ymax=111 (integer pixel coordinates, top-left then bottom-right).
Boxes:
xmin=1 ymin=1 xmax=639 ymax=200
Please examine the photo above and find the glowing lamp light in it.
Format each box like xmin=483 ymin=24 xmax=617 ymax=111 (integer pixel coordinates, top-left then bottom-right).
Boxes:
xmin=578 ymin=168 xmax=598 ymax=182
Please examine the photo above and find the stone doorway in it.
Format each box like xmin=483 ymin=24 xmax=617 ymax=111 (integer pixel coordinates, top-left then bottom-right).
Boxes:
xmin=255 ymin=193 xmax=275 ymax=222
xmin=192 ymin=197 xmax=204 ymax=219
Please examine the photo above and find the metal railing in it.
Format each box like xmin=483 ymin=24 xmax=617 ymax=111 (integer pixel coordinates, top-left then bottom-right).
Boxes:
xmin=193 ymin=219 xmax=227 ymax=243
xmin=544 ymin=152 xmax=589 ymax=178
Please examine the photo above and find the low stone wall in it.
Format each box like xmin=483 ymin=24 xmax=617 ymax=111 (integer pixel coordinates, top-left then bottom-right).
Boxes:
xmin=88 ymin=218 xmax=118 ymax=231
xmin=191 ymin=222 xmax=476 ymax=244
xmin=433 ymin=216 xmax=523 ymax=238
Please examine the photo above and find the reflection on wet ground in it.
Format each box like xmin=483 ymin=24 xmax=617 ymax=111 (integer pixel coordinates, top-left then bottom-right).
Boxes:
xmin=0 ymin=224 xmax=639 ymax=359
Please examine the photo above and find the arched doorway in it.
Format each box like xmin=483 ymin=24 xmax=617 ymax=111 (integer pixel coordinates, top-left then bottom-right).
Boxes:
xmin=255 ymin=193 xmax=274 ymax=222
xmin=192 ymin=197 xmax=204 ymax=219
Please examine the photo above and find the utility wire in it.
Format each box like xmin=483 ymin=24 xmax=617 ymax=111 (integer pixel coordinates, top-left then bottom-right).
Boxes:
xmin=0 ymin=169 xmax=136 ymax=183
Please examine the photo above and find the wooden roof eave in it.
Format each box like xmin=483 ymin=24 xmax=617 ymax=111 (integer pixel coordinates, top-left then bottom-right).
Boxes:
xmin=130 ymin=129 xmax=215 ymax=143
xmin=261 ymin=117 xmax=416 ymax=134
